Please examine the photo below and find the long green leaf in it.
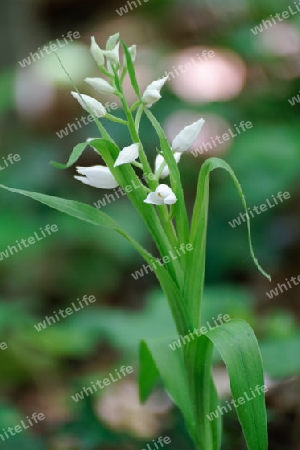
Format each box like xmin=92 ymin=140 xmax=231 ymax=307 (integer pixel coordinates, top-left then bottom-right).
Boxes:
xmin=185 ymin=337 xmax=221 ymax=450
xmin=139 ymin=337 xmax=196 ymax=442
xmin=185 ymin=157 xmax=270 ymax=329
xmin=205 ymin=319 xmax=268 ymax=450
xmin=0 ymin=184 xmax=190 ymax=336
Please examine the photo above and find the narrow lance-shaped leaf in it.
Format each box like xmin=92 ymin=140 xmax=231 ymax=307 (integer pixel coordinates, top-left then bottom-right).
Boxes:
xmin=185 ymin=336 xmax=221 ymax=450
xmin=185 ymin=157 xmax=271 ymax=329
xmin=139 ymin=338 xmax=196 ymax=443
xmin=0 ymin=184 xmax=190 ymax=337
xmin=204 ymin=319 xmax=268 ymax=450
xmin=51 ymin=142 xmax=88 ymax=169
xmin=120 ymin=39 xmax=141 ymax=99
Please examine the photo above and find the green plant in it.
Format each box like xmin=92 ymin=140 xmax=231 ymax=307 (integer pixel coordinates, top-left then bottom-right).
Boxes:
xmin=0 ymin=33 xmax=271 ymax=450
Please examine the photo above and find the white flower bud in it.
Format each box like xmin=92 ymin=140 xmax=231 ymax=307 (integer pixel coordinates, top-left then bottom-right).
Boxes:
xmin=103 ymin=42 xmax=120 ymax=65
xmin=142 ymin=76 xmax=169 ymax=108
xmin=90 ymin=36 xmax=105 ymax=66
xmin=71 ymin=92 xmax=107 ymax=117
xmin=106 ymin=33 xmax=120 ymax=50
xmin=171 ymin=119 xmax=205 ymax=153
xmin=85 ymin=77 xmax=116 ymax=95
xmin=114 ymin=143 xmax=140 ymax=167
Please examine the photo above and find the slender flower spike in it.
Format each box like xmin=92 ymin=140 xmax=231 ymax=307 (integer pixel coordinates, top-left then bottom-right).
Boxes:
xmin=141 ymin=76 xmax=169 ymax=108
xmin=103 ymin=42 xmax=120 ymax=65
xmin=144 ymin=184 xmax=177 ymax=205
xmin=85 ymin=77 xmax=116 ymax=95
xmin=171 ymin=119 xmax=205 ymax=153
xmin=75 ymin=166 xmax=119 ymax=189
xmin=155 ymin=152 xmax=182 ymax=179
xmin=106 ymin=33 xmax=120 ymax=50
xmin=71 ymin=92 xmax=107 ymax=117
xmin=90 ymin=36 xmax=105 ymax=67
xmin=114 ymin=143 xmax=140 ymax=167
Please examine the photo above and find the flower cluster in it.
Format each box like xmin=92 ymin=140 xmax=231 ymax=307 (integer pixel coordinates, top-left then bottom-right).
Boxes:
xmin=71 ymin=33 xmax=205 ymax=206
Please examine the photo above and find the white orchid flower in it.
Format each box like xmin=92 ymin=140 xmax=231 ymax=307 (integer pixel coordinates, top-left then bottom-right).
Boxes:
xmin=142 ymin=76 xmax=169 ymax=108
xmin=114 ymin=143 xmax=140 ymax=167
xmin=106 ymin=33 xmax=120 ymax=50
xmin=90 ymin=36 xmax=105 ymax=66
xmin=144 ymin=184 xmax=177 ymax=205
xmin=172 ymin=119 xmax=205 ymax=153
xmin=155 ymin=152 xmax=182 ymax=179
xmin=75 ymin=166 xmax=119 ymax=189
xmin=85 ymin=77 xmax=116 ymax=95
xmin=71 ymin=92 xmax=107 ymax=117
xmin=103 ymin=42 xmax=120 ymax=65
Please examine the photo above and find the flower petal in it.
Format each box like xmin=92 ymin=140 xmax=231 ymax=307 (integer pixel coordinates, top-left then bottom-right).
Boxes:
xmin=85 ymin=77 xmax=115 ymax=95
xmin=144 ymin=192 xmax=164 ymax=205
xmin=71 ymin=92 xmax=107 ymax=117
xmin=164 ymin=192 xmax=177 ymax=204
xmin=171 ymin=118 xmax=205 ymax=153
xmin=90 ymin=36 xmax=105 ymax=66
xmin=75 ymin=165 xmax=118 ymax=189
xmin=155 ymin=152 xmax=182 ymax=178
xmin=114 ymin=143 xmax=140 ymax=167
xmin=156 ymin=184 xmax=173 ymax=197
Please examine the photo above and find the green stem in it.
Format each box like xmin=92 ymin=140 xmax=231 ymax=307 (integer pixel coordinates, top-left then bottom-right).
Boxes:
xmin=105 ymin=114 xmax=128 ymax=125
xmin=113 ymin=69 xmax=179 ymax=253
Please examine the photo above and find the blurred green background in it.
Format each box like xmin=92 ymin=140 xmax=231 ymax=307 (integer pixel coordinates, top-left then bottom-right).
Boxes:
xmin=1 ymin=0 xmax=300 ymax=448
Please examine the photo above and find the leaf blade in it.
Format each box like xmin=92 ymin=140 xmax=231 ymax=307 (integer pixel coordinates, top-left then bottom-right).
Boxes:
xmin=206 ymin=319 xmax=268 ymax=450
xmin=185 ymin=157 xmax=271 ymax=328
